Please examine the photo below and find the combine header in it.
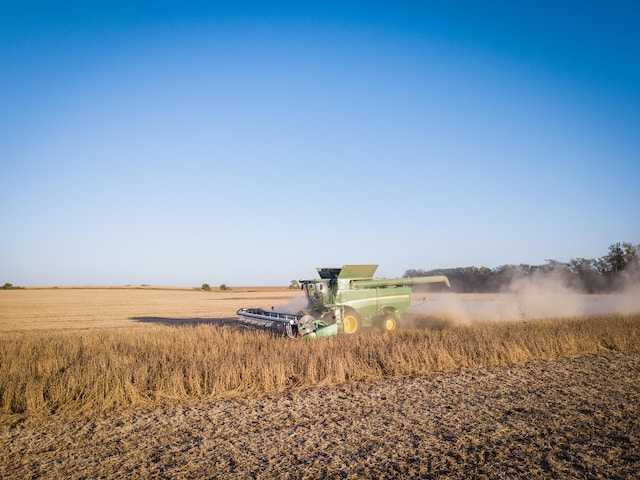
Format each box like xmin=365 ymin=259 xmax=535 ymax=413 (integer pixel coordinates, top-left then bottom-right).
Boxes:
xmin=237 ymin=265 xmax=450 ymax=338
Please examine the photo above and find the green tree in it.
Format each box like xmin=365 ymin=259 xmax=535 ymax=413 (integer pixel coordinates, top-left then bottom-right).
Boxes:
xmin=201 ymin=283 xmax=211 ymax=291
xmin=568 ymin=258 xmax=602 ymax=293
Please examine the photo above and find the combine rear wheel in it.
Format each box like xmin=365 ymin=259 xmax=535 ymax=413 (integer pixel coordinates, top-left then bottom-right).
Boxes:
xmin=375 ymin=310 xmax=398 ymax=332
xmin=383 ymin=315 xmax=398 ymax=332
xmin=342 ymin=309 xmax=361 ymax=334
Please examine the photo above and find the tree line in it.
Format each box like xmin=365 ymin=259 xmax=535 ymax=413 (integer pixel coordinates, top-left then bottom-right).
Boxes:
xmin=405 ymin=242 xmax=640 ymax=293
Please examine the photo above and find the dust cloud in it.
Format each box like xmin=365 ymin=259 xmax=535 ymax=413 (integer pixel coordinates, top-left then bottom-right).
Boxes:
xmin=275 ymin=294 xmax=309 ymax=314
xmin=408 ymin=273 xmax=640 ymax=324
xmin=272 ymin=275 xmax=640 ymax=324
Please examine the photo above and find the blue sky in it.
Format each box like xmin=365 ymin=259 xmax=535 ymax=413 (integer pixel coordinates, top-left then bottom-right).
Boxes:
xmin=1 ymin=1 xmax=639 ymax=285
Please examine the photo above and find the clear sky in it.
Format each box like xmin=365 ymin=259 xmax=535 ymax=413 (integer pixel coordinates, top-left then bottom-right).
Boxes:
xmin=1 ymin=1 xmax=639 ymax=285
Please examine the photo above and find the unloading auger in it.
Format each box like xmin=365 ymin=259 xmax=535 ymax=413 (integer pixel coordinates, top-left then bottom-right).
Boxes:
xmin=237 ymin=265 xmax=450 ymax=338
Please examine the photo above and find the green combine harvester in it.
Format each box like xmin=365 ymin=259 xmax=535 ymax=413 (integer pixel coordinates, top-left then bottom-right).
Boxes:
xmin=237 ymin=265 xmax=450 ymax=338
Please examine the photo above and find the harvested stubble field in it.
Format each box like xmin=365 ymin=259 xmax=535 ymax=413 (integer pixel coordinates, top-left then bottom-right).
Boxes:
xmin=1 ymin=288 xmax=639 ymax=478
xmin=0 ymin=286 xmax=298 ymax=332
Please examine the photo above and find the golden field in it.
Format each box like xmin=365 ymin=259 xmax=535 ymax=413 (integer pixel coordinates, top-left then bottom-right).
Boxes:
xmin=1 ymin=288 xmax=639 ymax=420
xmin=1 ymin=288 xmax=639 ymax=478
xmin=0 ymin=286 xmax=298 ymax=332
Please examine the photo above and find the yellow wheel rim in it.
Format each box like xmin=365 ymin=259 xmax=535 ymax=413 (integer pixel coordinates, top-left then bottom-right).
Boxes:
xmin=343 ymin=314 xmax=359 ymax=334
xmin=384 ymin=317 xmax=397 ymax=332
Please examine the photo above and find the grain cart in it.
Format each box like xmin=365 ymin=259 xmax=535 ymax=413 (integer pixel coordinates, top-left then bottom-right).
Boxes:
xmin=237 ymin=264 xmax=449 ymax=338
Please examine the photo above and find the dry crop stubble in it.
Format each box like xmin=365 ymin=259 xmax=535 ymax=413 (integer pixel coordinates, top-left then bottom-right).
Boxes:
xmin=0 ymin=287 xmax=300 ymax=332
xmin=1 ymin=314 xmax=639 ymax=421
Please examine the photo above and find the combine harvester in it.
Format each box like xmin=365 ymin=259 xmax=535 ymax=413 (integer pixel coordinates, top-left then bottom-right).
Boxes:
xmin=237 ymin=265 xmax=450 ymax=338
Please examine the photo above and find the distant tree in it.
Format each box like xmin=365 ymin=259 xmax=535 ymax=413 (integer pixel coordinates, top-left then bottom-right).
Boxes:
xmin=405 ymin=240 xmax=638 ymax=294
xmin=201 ymin=283 xmax=211 ymax=291
xmin=219 ymin=284 xmax=230 ymax=291
xmin=541 ymin=259 xmax=570 ymax=273
xmin=289 ymin=280 xmax=300 ymax=289
xmin=596 ymin=242 xmax=638 ymax=290
xmin=626 ymin=244 xmax=640 ymax=284
xmin=2 ymin=282 xmax=13 ymax=290
xmin=598 ymin=242 xmax=629 ymax=274
xmin=568 ymin=258 xmax=602 ymax=293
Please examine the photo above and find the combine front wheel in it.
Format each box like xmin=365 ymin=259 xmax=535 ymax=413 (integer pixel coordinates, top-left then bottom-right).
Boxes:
xmin=342 ymin=309 xmax=361 ymax=334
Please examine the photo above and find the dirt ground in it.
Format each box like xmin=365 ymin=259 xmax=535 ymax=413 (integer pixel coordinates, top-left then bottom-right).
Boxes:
xmin=2 ymin=351 xmax=638 ymax=479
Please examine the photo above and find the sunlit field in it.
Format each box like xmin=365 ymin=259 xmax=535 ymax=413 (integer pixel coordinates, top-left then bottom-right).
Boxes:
xmin=1 ymin=288 xmax=639 ymax=420
xmin=0 ymin=287 xmax=298 ymax=332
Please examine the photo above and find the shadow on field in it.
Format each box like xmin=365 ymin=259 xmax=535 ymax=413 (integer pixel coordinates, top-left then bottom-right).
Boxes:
xmin=131 ymin=316 xmax=241 ymax=328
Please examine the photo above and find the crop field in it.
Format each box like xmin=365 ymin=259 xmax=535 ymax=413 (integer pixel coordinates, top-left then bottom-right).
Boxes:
xmin=1 ymin=288 xmax=639 ymax=478
xmin=0 ymin=286 xmax=298 ymax=332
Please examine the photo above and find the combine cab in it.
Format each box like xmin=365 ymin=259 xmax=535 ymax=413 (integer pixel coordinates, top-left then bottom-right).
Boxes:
xmin=237 ymin=264 xmax=449 ymax=338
